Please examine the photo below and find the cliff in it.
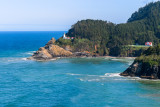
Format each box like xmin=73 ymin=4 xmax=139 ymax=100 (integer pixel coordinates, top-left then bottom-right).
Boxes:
xmin=120 ymin=61 xmax=160 ymax=79
xmin=120 ymin=45 xmax=160 ymax=79
xmin=28 ymin=38 xmax=73 ymax=60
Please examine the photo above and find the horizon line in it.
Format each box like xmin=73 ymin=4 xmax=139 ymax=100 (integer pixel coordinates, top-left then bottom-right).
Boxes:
xmin=0 ymin=30 xmax=67 ymax=32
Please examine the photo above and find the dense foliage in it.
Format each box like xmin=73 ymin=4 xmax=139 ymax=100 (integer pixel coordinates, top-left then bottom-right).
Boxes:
xmin=118 ymin=45 xmax=149 ymax=57
xmin=136 ymin=44 xmax=160 ymax=66
xmin=60 ymin=1 xmax=160 ymax=56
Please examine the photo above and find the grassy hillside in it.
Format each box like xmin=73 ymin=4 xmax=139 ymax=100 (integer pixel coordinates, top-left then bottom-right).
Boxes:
xmin=135 ymin=44 xmax=160 ymax=66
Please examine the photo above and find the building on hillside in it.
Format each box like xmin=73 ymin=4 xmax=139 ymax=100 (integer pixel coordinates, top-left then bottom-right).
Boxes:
xmin=71 ymin=37 xmax=74 ymax=39
xmin=63 ymin=33 xmax=74 ymax=39
xmin=145 ymin=42 xmax=152 ymax=46
xmin=63 ymin=33 xmax=68 ymax=39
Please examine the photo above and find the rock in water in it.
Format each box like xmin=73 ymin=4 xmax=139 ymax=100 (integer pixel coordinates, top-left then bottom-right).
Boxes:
xmin=120 ymin=61 xmax=160 ymax=79
xmin=120 ymin=45 xmax=160 ymax=79
xmin=29 ymin=37 xmax=72 ymax=60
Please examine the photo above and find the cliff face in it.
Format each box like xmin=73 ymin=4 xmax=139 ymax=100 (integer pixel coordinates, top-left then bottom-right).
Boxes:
xmin=120 ymin=61 xmax=160 ymax=79
xmin=29 ymin=38 xmax=73 ymax=60
xmin=120 ymin=45 xmax=160 ymax=79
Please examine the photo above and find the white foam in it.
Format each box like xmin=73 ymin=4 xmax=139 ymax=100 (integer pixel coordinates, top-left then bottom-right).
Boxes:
xmin=49 ymin=58 xmax=57 ymax=61
xmin=79 ymin=78 xmax=85 ymax=81
xmin=128 ymin=61 xmax=133 ymax=65
xmin=109 ymin=58 xmax=134 ymax=65
xmin=66 ymin=73 xmax=97 ymax=77
xmin=100 ymin=73 xmax=120 ymax=78
xmin=78 ymin=73 xmax=160 ymax=82
xmin=114 ymin=78 xmax=135 ymax=81
xmin=87 ymin=75 xmax=98 ymax=77
xmin=88 ymin=79 xmax=100 ymax=82
xmin=110 ymin=58 xmax=121 ymax=61
xmin=67 ymin=73 xmax=82 ymax=76
xmin=79 ymin=78 xmax=101 ymax=82
xmin=128 ymin=77 xmax=160 ymax=81
xmin=21 ymin=58 xmax=27 ymax=61
xmin=0 ymin=57 xmax=28 ymax=63
xmin=68 ymin=72 xmax=158 ymax=82
xmin=25 ymin=51 xmax=36 ymax=55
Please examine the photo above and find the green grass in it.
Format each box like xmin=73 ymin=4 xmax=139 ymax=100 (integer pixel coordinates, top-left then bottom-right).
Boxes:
xmin=127 ymin=45 xmax=150 ymax=48
xmin=136 ymin=55 xmax=160 ymax=66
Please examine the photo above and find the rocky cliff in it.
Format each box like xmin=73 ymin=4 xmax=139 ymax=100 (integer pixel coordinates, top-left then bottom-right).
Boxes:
xmin=120 ymin=45 xmax=160 ymax=79
xmin=28 ymin=38 xmax=73 ymax=60
xmin=120 ymin=61 xmax=160 ymax=79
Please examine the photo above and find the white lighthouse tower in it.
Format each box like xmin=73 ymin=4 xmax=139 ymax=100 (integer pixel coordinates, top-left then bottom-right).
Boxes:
xmin=63 ymin=33 xmax=66 ymax=39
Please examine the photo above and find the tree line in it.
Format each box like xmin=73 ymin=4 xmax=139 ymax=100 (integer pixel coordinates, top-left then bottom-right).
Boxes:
xmin=63 ymin=1 xmax=160 ymax=56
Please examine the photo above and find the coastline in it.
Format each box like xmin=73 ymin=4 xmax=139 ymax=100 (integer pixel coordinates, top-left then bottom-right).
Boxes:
xmin=29 ymin=36 xmax=138 ymax=61
xmin=28 ymin=55 xmax=136 ymax=61
xmin=104 ymin=56 xmax=136 ymax=59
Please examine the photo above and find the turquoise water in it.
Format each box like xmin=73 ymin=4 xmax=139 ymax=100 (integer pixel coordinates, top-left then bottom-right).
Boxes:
xmin=0 ymin=31 xmax=160 ymax=107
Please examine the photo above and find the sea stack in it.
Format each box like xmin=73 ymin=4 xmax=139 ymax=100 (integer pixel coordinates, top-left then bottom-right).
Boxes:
xmin=28 ymin=37 xmax=73 ymax=60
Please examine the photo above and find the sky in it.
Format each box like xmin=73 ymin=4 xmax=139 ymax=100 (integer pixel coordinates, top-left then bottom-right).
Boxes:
xmin=0 ymin=0 xmax=159 ymax=31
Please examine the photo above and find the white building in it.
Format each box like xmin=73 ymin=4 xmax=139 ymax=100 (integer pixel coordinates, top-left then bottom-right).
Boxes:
xmin=63 ymin=33 xmax=67 ymax=39
xmin=63 ymin=33 xmax=74 ymax=39
xmin=145 ymin=42 xmax=152 ymax=46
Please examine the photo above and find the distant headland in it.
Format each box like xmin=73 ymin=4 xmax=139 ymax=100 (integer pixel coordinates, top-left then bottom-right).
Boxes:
xmin=29 ymin=1 xmax=160 ymax=79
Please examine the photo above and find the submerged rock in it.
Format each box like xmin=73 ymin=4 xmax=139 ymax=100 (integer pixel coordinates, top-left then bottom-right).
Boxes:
xmin=28 ymin=37 xmax=72 ymax=60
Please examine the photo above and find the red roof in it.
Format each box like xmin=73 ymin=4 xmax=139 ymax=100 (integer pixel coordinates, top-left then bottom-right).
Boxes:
xmin=145 ymin=42 xmax=152 ymax=46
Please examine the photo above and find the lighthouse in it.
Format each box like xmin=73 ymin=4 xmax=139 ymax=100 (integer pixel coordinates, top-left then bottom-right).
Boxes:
xmin=63 ymin=33 xmax=74 ymax=39
xmin=63 ymin=33 xmax=66 ymax=39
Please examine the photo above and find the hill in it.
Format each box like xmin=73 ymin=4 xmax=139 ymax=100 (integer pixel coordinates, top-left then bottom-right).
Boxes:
xmin=56 ymin=1 xmax=160 ymax=56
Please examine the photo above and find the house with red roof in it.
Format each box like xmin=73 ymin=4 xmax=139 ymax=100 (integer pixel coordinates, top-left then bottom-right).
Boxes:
xmin=145 ymin=42 xmax=152 ymax=46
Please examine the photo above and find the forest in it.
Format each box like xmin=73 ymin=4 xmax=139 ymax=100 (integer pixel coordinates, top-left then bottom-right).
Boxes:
xmin=57 ymin=1 xmax=160 ymax=56
xmin=135 ymin=44 xmax=160 ymax=66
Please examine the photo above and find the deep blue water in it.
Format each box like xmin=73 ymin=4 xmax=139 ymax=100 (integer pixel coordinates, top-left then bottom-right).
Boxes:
xmin=0 ymin=31 xmax=160 ymax=107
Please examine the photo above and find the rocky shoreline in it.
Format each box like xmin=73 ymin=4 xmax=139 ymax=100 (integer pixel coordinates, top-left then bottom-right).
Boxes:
xmin=120 ymin=44 xmax=160 ymax=80
xmin=30 ymin=37 xmax=160 ymax=80
xmin=28 ymin=38 xmax=73 ymax=61
xmin=28 ymin=37 xmax=136 ymax=61
xmin=28 ymin=37 xmax=98 ymax=61
xmin=120 ymin=61 xmax=160 ymax=79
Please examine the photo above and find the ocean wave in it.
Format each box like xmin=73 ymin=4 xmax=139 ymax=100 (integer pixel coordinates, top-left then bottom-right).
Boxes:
xmin=21 ymin=58 xmax=28 ymax=61
xmin=49 ymin=58 xmax=57 ymax=61
xmin=67 ymin=72 xmax=160 ymax=82
xmin=110 ymin=58 xmax=134 ymax=62
xmin=66 ymin=73 xmax=82 ymax=76
xmin=128 ymin=61 xmax=134 ymax=65
xmin=66 ymin=73 xmax=98 ymax=77
xmin=79 ymin=78 xmax=101 ymax=82
xmin=88 ymin=79 xmax=101 ymax=82
xmin=75 ymin=72 xmax=160 ymax=82
xmin=100 ymin=73 xmax=120 ymax=78
xmin=24 ymin=51 xmax=36 ymax=55
xmin=105 ymin=57 xmax=134 ymax=66
xmin=77 ymin=73 xmax=141 ymax=82
xmin=0 ymin=57 xmax=28 ymax=63
xmin=79 ymin=78 xmax=85 ymax=81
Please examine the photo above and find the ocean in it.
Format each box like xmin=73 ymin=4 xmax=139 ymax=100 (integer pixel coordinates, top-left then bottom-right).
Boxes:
xmin=0 ymin=31 xmax=160 ymax=107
